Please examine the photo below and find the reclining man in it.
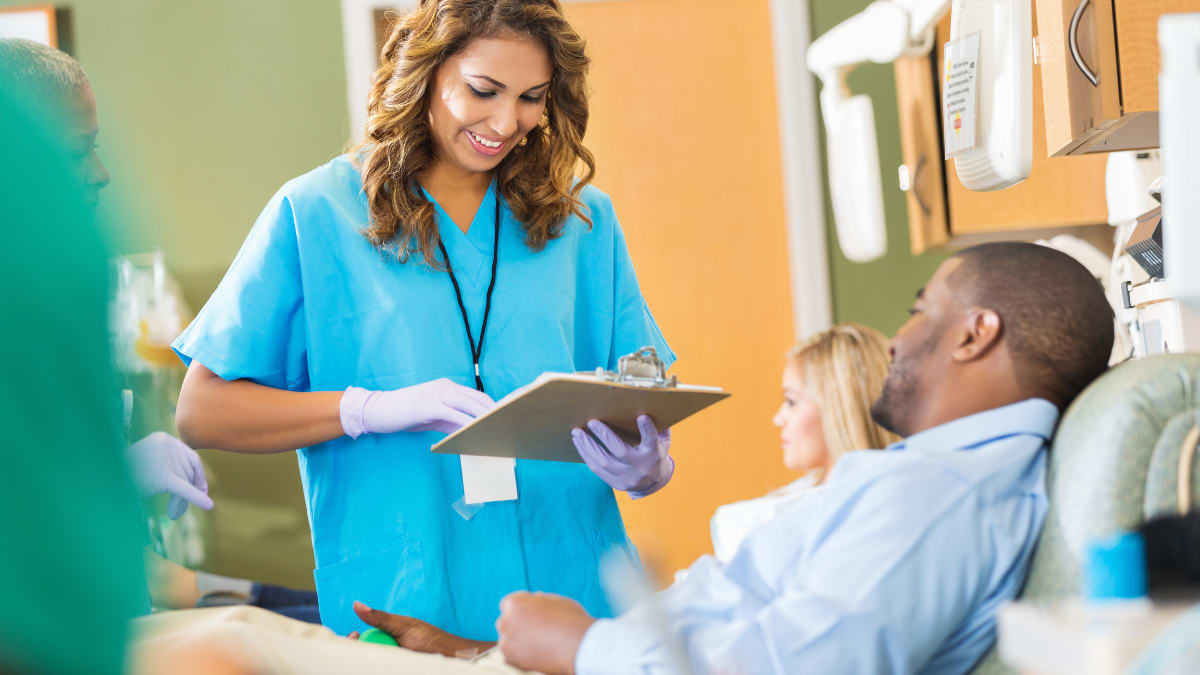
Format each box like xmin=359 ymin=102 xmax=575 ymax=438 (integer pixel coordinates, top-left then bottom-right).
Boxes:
xmin=356 ymin=241 xmax=1115 ymax=674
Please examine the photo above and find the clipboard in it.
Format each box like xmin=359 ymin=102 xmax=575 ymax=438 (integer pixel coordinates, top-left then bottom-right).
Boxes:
xmin=432 ymin=347 xmax=730 ymax=463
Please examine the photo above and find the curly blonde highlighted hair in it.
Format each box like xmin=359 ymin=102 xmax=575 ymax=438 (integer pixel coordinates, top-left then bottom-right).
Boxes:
xmin=353 ymin=0 xmax=595 ymax=266
xmin=788 ymin=323 xmax=900 ymax=470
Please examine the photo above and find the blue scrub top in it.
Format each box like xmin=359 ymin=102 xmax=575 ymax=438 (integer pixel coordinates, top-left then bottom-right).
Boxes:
xmin=172 ymin=155 xmax=674 ymax=639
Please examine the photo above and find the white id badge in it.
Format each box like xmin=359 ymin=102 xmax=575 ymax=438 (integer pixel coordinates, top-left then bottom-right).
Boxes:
xmin=460 ymin=455 xmax=517 ymax=504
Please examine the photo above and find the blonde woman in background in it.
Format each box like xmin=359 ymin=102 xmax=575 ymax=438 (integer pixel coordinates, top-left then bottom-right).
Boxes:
xmin=710 ymin=323 xmax=899 ymax=562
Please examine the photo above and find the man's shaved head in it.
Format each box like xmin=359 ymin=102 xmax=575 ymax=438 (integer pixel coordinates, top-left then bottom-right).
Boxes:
xmin=872 ymin=241 xmax=1115 ymax=437
xmin=0 ymin=38 xmax=89 ymax=107
xmin=948 ymin=242 xmax=1114 ymax=407
xmin=0 ymin=38 xmax=109 ymax=207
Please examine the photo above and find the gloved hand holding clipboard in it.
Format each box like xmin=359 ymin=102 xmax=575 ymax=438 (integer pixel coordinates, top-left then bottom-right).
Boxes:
xmin=431 ymin=347 xmax=729 ymax=463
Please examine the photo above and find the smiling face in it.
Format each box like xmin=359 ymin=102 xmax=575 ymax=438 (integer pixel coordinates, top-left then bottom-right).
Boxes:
xmin=426 ymin=35 xmax=552 ymax=176
xmin=772 ymin=361 xmax=831 ymax=474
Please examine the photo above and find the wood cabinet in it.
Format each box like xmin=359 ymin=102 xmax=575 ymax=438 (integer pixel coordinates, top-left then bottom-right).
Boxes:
xmin=896 ymin=13 xmax=1110 ymax=255
xmin=1035 ymin=0 xmax=1200 ymax=156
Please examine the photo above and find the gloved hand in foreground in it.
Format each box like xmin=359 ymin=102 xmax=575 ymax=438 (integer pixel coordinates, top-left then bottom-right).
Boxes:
xmin=572 ymin=415 xmax=674 ymax=498
xmin=126 ymin=431 xmax=214 ymax=519
xmin=340 ymin=378 xmax=495 ymax=438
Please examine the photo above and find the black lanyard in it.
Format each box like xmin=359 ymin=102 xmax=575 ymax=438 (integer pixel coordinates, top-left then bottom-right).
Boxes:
xmin=437 ymin=195 xmax=500 ymax=394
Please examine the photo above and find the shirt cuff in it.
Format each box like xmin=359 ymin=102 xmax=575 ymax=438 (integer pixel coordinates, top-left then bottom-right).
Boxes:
xmin=575 ymin=617 xmax=660 ymax=674
xmin=339 ymin=386 xmax=372 ymax=439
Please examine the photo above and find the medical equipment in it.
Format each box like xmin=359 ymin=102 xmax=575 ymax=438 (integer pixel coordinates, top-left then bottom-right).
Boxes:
xmin=1107 ymin=151 xmax=1162 ymax=228
xmin=1112 ymin=14 xmax=1200 ymax=357
xmin=1124 ymin=207 xmax=1165 ymax=280
xmin=946 ymin=0 xmax=1032 ymax=190
xmin=110 ymin=250 xmax=190 ymax=372
xmin=1095 ymin=151 xmax=1161 ymax=361
xmin=1160 ymin=13 xmax=1200 ymax=315
xmin=1123 ymin=281 xmax=1200 ymax=355
xmin=807 ymin=0 xmax=1033 ymax=261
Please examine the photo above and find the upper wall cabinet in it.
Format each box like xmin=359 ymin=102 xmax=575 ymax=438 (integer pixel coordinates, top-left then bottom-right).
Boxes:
xmin=895 ymin=13 xmax=1109 ymax=255
xmin=1035 ymin=0 xmax=1200 ymax=156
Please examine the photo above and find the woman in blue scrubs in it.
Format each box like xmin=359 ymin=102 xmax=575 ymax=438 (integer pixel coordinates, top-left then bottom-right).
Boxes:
xmin=172 ymin=0 xmax=676 ymax=641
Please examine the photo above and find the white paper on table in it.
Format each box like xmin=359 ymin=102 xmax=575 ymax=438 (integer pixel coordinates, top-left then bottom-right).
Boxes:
xmin=943 ymin=31 xmax=981 ymax=158
xmin=460 ymin=455 xmax=517 ymax=504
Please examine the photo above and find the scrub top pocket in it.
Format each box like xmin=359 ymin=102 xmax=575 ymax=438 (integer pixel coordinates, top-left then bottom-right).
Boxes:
xmin=313 ymin=536 xmax=429 ymax=636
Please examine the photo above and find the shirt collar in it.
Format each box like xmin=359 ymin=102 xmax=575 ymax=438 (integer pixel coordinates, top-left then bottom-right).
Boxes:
xmin=886 ymin=398 xmax=1060 ymax=454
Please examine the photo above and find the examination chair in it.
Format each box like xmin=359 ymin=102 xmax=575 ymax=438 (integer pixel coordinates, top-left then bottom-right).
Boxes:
xmin=971 ymin=353 xmax=1200 ymax=674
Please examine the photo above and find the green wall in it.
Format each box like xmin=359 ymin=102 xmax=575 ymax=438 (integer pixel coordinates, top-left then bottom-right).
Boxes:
xmin=3 ymin=0 xmax=352 ymax=308
xmin=809 ymin=0 xmax=948 ymax=335
xmin=1 ymin=0 xmax=352 ymax=589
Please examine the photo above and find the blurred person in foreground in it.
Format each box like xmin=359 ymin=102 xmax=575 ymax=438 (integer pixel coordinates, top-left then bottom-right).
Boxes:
xmin=0 ymin=40 xmax=252 ymax=675
xmin=0 ymin=60 xmax=147 ymax=675
xmin=1 ymin=37 xmax=328 ymax=626
xmin=0 ymin=37 xmax=213 ymax=517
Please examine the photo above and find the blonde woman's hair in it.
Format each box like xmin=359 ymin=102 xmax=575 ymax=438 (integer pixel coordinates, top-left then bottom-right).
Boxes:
xmin=788 ymin=323 xmax=900 ymax=467
xmin=353 ymin=0 xmax=595 ymax=267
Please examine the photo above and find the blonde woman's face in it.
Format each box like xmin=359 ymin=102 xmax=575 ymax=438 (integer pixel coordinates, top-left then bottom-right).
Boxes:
xmin=773 ymin=361 xmax=830 ymax=474
xmin=427 ymin=36 xmax=551 ymax=175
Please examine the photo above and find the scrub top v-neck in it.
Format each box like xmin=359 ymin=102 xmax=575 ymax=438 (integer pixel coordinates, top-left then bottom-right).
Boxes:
xmin=172 ymin=155 xmax=674 ymax=639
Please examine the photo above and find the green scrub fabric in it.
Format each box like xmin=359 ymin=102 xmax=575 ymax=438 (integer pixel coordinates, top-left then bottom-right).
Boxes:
xmin=0 ymin=85 xmax=147 ymax=674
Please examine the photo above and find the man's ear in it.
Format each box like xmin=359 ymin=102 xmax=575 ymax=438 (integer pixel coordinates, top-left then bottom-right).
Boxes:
xmin=951 ymin=309 xmax=1002 ymax=362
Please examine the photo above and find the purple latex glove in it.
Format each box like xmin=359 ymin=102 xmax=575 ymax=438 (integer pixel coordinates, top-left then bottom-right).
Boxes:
xmin=572 ymin=415 xmax=675 ymax=498
xmin=340 ymin=378 xmax=495 ymax=438
xmin=125 ymin=431 xmax=214 ymax=519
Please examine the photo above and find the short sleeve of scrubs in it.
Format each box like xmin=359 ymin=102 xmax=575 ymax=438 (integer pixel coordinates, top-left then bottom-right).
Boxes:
xmin=173 ymin=190 xmax=309 ymax=391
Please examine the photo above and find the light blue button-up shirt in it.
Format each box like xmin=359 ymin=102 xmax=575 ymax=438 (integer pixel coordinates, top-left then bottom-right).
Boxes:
xmin=577 ymin=399 xmax=1058 ymax=674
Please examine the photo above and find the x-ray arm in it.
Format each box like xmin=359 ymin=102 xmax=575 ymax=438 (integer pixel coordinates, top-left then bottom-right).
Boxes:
xmin=805 ymin=0 xmax=950 ymax=263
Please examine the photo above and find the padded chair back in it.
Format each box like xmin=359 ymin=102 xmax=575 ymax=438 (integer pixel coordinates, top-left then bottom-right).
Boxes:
xmin=972 ymin=354 xmax=1200 ymax=674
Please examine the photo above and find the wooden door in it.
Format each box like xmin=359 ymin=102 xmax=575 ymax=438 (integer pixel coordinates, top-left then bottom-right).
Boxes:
xmin=895 ymin=54 xmax=950 ymax=254
xmin=562 ymin=0 xmax=797 ymax=582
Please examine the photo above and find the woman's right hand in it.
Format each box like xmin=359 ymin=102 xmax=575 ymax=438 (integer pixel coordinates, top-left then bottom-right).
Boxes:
xmin=340 ymin=378 xmax=495 ymax=439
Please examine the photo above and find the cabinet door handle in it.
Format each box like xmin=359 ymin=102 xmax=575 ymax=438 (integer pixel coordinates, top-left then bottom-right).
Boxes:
xmin=1069 ymin=0 xmax=1100 ymax=86
xmin=912 ymin=156 xmax=932 ymax=217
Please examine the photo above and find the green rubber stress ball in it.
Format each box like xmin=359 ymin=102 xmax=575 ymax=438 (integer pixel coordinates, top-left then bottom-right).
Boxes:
xmin=359 ymin=627 xmax=398 ymax=647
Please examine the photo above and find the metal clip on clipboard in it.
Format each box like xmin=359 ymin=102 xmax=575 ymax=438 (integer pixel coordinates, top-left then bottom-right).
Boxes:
xmin=594 ymin=346 xmax=678 ymax=388
xmin=433 ymin=347 xmax=727 ymax=463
